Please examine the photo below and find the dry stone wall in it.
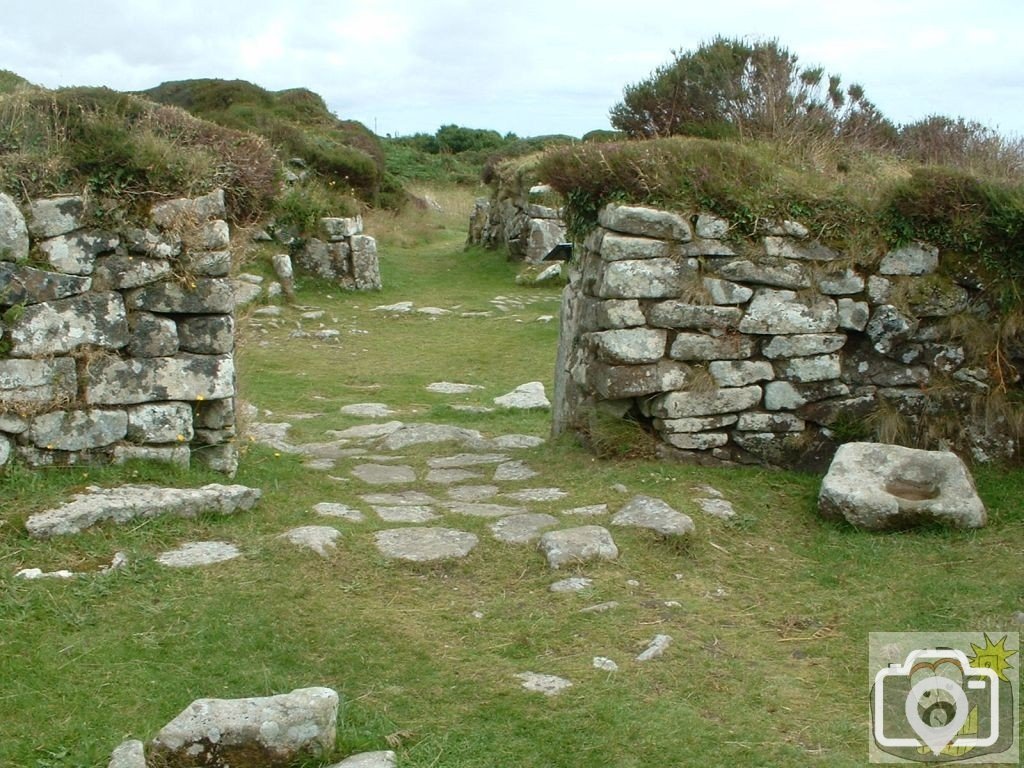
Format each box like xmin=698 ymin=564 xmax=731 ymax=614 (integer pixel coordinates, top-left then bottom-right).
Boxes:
xmin=553 ymin=203 xmax=1019 ymax=470
xmin=293 ymin=214 xmax=382 ymax=291
xmin=468 ymin=184 xmax=567 ymax=262
xmin=0 ymin=189 xmax=240 ymax=474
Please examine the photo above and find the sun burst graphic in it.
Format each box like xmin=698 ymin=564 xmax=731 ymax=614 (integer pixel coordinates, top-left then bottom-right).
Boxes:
xmin=968 ymin=633 xmax=1017 ymax=682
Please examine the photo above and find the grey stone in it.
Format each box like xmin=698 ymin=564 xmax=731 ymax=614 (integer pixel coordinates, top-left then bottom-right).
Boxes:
xmin=0 ymin=261 xmax=92 ymax=305
xmin=381 ymin=423 xmax=486 ymax=450
xmin=494 ymin=381 xmax=550 ymax=410
xmin=525 ymin=218 xmax=566 ymax=262
xmin=150 ymin=188 xmax=225 ymax=228
xmin=314 ymin=502 xmax=365 ymax=521
xmin=321 ymin=215 xmax=363 ymax=240
xmin=662 ymin=431 xmax=729 ymax=450
xmin=906 ymin=277 xmax=970 ymax=317
xmin=126 ymin=402 xmax=193 ymax=443
xmin=777 ymin=354 xmax=842 ymax=383
xmin=149 ymin=686 xmax=337 ymax=766
xmin=580 ymin=601 xmax=620 ymax=614
xmin=879 ymin=242 xmax=939 ymax=275
xmin=427 ymin=381 xmax=483 ymax=394
xmin=599 ymin=204 xmax=691 ymax=241
xmin=38 ymin=231 xmax=117 ymax=275
xmin=84 ymin=354 xmax=234 ymax=405
xmin=703 ymin=277 xmax=753 ymax=305
xmin=669 ymin=333 xmax=756 ymax=361
xmin=593 ymin=657 xmax=620 ymax=672
xmin=0 ymin=434 xmax=11 ymax=466
xmin=0 ymin=192 xmax=29 ymax=261
xmin=764 ymin=380 xmax=850 ymax=410
xmin=818 ymin=269 xmax=865 ymax=295
xmin=0 ymin=357 xmax=77 ymax=410
xmin=612 ymin=495 xmax=694 ymax=537
xmin=179 ymin=249 xmax=231 ymax=277
xmin=761 ymin=333 xmax=846 ymax=359
xmin=157 ymin=540 xmax=242 ymax=567
xmin=126 ymin=277 xmax=235 ymax=314
xmin=867 ymin=275 xmax=892 ymax=304
xmin=589 ymin=328 xmax=666 ymax=364
xmin=837 ymin=299 xmax=870 ymax=332
xmin=600 ymin=233 xmax=673 ymax=261
xmin=636 ymin=634 xmax=673 ymax=661
xmin=764 ymin=237 xmax=841 ymax=261
xmin=328 ymin=751 xmax=397 ymax=768
xmin=374 ymin=506 xmax=440 ymax=523
xmin=352 ymin=464 xmax=416 ymax=485
xmin=818 ymin=442 xmax=986 ymax=530
xmin=0 ymin=412 xmax=29 ymax=433
xmin=26 ymin=483 xmax=261 ymax=538
xmin=328 ymin=421 xmax=404 ymax=440
xmin=374 ymin=527 xmax=478 ymax=561
xmin=340 ymin=403 xmax=395 ymax=418
xmin=595 ymin=258 xmax=696 ymax=299
xmin=177 ymin=315 xmax=235 ymax=354
xmin=515 ymin=672 xmax=574 ymax=696
xmin=28 ymin=195 xmax=84 ymax=238
xmin=193 ymin=398 xmax=235 ymax=430
xmin=656 ymin=414 xmax=738 ymax=433
xmin=122 ymin=227 xmax=182 ymax=259
xmin=739 ymin=289 xmax=838 ymax=335
xmin=716 ymin=259 xmax=810 ymax=289
xmin=695 ymin=213 xmax=729 ymax=239
xmin=579 ymin=297 xmax=647 ymax=329
xmin=428 ymin=453 xmax=510 ymax=468
xmin=647 ymin=301 xmax=743 ymax=331
xmin=361 ymin=491 xmax=439 ymax=507
xmin=709 ymin=360 xmax=774 ymax=387
xmin=426 ymin=468 xmax=481 ymax=484
xmin=505 ymin=487 xmax=569 ymax=502
xmin=92 ymin=254 xmax=173 ymax=291
xmin=279 ymin=525 xmax=341 ymax=557
xmin=550 ymin=576 xmax=593 ymax=592
xmin=579 ymin=359 xmax=692 ymax=399
xmin=127 ymin=311 xmax=179 ymax=358
xmin=539 ymin=525 xmax=618 ymax=569
xmin=28 ymin=408 xmax=127 ymax=451
xmin=351 ymin=235 xmax=382 ymax=290
xmin=679 ymin=239 xmax=737 ymax=257
xmin=232 ymin=279 xmax=263 ymax=308
xmin=196 ymin=220 xmax=229 ymax=250
xmin=867 ymin=305 xmax=918 ymax=355
xmin=489 ymin=434 xmax=545 ymax=449
xmin=695 ymin=496 xmax=736 ymax=519
xmin=490 ymin=513 xmax=560 ymax=544
xmin=448 ymin=485 xmax=499 ymax=501
xmin=108 ymin=739 xmax=146 ymax=768
xmin=494 ymin=461 xmax=539 ymax=481
xmin=372 ymin=301 xmax=414 ymax=313
xmin=444 ymin=501 xmax=529 ymax=518
xmin=112 ymin=445 xmax=190 ymax=468
xmin=736 ymin=412 xmax=805 ymax=432
xmin=8 ymin=291 xmax=128 ymax=356
xmin=649 ymin=386 xmax=762 ymax=418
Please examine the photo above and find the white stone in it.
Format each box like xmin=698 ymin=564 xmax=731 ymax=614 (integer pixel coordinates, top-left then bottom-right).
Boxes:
xmin=340 ymin=403 xmax=396 ymax=418
xmin=879 ymin=242 xmax=939 ymax=275
xmin=593 ymin=657 xmax=620 ymax=672
xmin=494 ymin=461 xmax=539 ymax=481
xmin=589 ymin=328 xmax=667 ymax=364
xmin=539 ymin=526 xmax=618 ymax=569
xmin=709 ymin=360 xmax=774 ymax=387
xmin=596 ymin=258 xmax=695 ymax=299
xmin=279 ymin=526 xmax=341 ymax=557
xmin=735 ymin=412 xmax=805 ymax=432
xmin=612 ymin=496 xmax=695 ymax=537
xmin=327 ymin=751 xmax=397 ymax=768
xmin=108 ymin=739 xmax=146 ymax=768
xmin=489 ymin=434 xmax=546 ymax=449
xmin=761 ymin=333 xmax=846 ymax=359
xmin=28 ymin=195 xmax=84 ymax=238
xmin=550 ymin=577 xmax=593 ymax=592
xmin=562 ymin=504 xmax=608 ymax=516
xmin=515 ymin=672 xmax=573 ymax=696
xmin=647 ymin=301 xmax=743 ymax=331
xmin=372 ymin=301 xmax=414 ymax=313
xmin=763 ymin=237 xmax=840 ymax=261
xmin=598 ymin=204 xmax=692 ymax=241
xmin=156 ymin=541 xmax=241 ymax=567
xmin=313 ymin=502 xmax=365 ymax=521
xmin=374 ymin=506 xmax=440 ymax=523
xmin=0 ymin=192 xmax=29 ymax=261
xmin=818 ymin=269 xmax=865 ymax=295
xmin=600 ymin=233 xmax=672 ymax=261
xmin=703 ymin=277 xmax=753 ymax=305
xmin=663 ymin=432 xmax=729 ymax=450
xmin=657 ymin=415 xmax=738 ymax=433
xmin=695 ymin=497 xmax=736 ymax=519
xmin=380 ymin=423 xmax=486 ymax=450
xmin=494 ymin=381 xmax=550 ymax=410
xmin=9 ymin=291 xmax=128 ymax=357
xmin=695 ymin=213 xmax=729 ymax=239
xmin=649 ymin=386 xmax=762 ymax=418
xmin=426 ymin=381 xmax=483 ymax=394
xmin=739 ymin=289 xmax=837 ymax=335
xmin=374 ymin=527 xmax=479 ymax=561
xmin=636 ymin=634 xmax=673 ymax=661
xmin=867 ymin=275 xmax=892 ymax=304
xmin=777 ymin=354 xmax=842 ymax=383
xmin=448 ymin=485 xmax=499 ymax=501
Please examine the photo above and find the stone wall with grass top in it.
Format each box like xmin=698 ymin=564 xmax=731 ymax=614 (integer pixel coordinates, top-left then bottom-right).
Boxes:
xmin=553 ymin=203 xmax=1022 ymax=470
xmin=0 ymin=188 xmax=240 ymax=475
xmin=468 ymin=183 xmax=567 ymax=262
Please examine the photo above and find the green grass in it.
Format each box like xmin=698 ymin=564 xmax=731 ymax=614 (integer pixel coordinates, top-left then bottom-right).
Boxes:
xmin=1 ymin=188 xmax=1021 ymax=767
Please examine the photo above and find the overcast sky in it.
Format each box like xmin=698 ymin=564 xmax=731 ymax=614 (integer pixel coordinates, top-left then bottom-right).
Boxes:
xmin=3 ymin=0 xmax=1023 ymax=139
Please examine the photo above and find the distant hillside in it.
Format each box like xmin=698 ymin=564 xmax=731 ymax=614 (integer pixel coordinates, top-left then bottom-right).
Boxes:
xmin=0 ymin=69 xmax=31 ymax=94
xmin=142 ymin=79 xmax=388 ymax=206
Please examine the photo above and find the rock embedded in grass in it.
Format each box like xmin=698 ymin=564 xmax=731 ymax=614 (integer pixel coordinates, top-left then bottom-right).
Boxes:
xmin=493 ymin=381 xmax=551 ymax=410
xmin=156 ymin=541 xmax=241 ymax=568
xmin=489 ymin=513 xmax=560 ymax=544
xmin=636 ymin=634 xmax=673 ymax=661
xmin=327 ymin=751 xmax=398 ymax=768
xmin=374 ymin=527 xmax=478 ymax=562
xmin=514 ymin=672 xmax=573 ymax=696
xmin=538 ymin=526 xmax=619 ymax=569
xmin=351 ymin=464 xmax=417 ymax=485
xmin=611 ymin=496 xmax=695 ymax=538
xmin=278 ymin=526 xmax=341 ymax=557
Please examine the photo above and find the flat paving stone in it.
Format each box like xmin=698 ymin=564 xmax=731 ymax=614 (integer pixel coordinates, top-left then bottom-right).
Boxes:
xmin=381 ymin=423 xmax=486 ymax=451
xmin=489 ymin=513 xmax=559 ymax=544
xmin=361 ymin=491 xmax=438 ymax=506
xmin=373 ymin=506 xmax=440 ymax=523
xmin=327 ymin=421 xmax=404 ymax=440
xmin=549 ymin=576 xmax=593 ymax=593
xmin=490 ymin=434 xmax=546 ymax=449
xmin=156 ymin=541 xmax=241 ymax=568
xmin=374 ymin=527 xmax=478 ymax=562
xmin=425 ymin=468 xmax=482 ymax=484
xmin=493 ymin=461 xmax=539 ymax=481
xmin=351 ymin=464 xmax=417 ymax=485
xmin=539 ymin=526 xmax=618 ymax=569
xmin=611 ymin=495 xmax=695 ymax=538
xmin=426 ymin=382 xmax=483 ymax=394
xmin=278 ymin=525 xmax=341 ymax=557
xmin=504 ymin=487 xmax=569 ymax=503
xmin=443 ymin=501 xmax=529 ymax=518
xmin=372 ymin=301 xmax=414 ymax=313
xmin=304 ymin=458 xmax=336 ymax=471
xmin=447 ymin=485 xmax=500 ymax=501
xmin=515 ymin=672 xmax=572 ymax=696
xmin=314 ymin=502 xmax=365 ymax=522
xmin=340 ymin=403 xmax=396 ymax=418
xmin=427 ymin=453 xmax=510 ymax=469
xmin=562 ymin=504 xmax=608 ymax=517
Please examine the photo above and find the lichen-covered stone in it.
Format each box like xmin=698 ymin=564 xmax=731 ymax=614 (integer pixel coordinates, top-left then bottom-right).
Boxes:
xmin=123 ymin=227 xmax=182 ymax=258
xmin=764 ymin=380 xmax=850 ymax=410
xmin=669 ymin=332 xmax=756 ymax=361
xmin=761 ymin=333 xmax=845 ymax=359
xmin=126 ymin=402 xmax=194 ymax=443
xmin=598 ymin=204 xmax=692 ymax=241
xmin=28 ymin=195 xmax=84 ymax=238
xmin=648 ymin=386 xmax=762 ymax=418
xmin=764 ymin=237 xmax=841 ymax=261
xmin=903 ymin=275 xmax=970 ymax=317
xmin=595 ymin=258 xmax=696 ymax=299
xmin=37 ymin=230 xmax=118 ymax=275
xmin=84 ymin=354 xmax=235 ymax=405
xmin=28 ymin=408 xmax=128 ymax=451
xmin=579 ymin=359 xmax=690 ymax=399
xmin=193 ymin=398 xmax=235 ymax=429
xmin=321 ymin=215 xmax=363 ymax=240
xmin=150 ymin=188 xmax=225 ymax=228
xmin=0 ymin=358 xmax=77 ymax=410
xmin=703 ymin=277 xmax=752 ymax=305
xmin=656 ymin=414 xmax=737 ymax=432
xmin=879 ymin=242 xmax=938 ymax=276
xmin=588 ymin=328 xmax=666 ymax=364
xmin=177 ymin=315 xmax=235 ymax=354
xmin=662 ymin=431 xmax=729 ymax=450
xmin=709 ymin=360 xmax=775 ymax=387
xmin=695 ymin=214 xmax=729 ymax=239
xmin=647 ymin=301 xmax=743 ymax=331
xmin=8 ymin=291 xmax=128 ymax=356
xmin=715 ymin=259 xmax=810 ymax=289
xmin=612 ymin=495 xmax=695 ymax=537
xmin=525 ymin=218 xmax=565 ymax=262
xmin=126 ymin=278 xmax=235 ymax=314
xmin=579 ymin=297 xmax=646 ymax=330
xmin=179 ymin=250 xmax=231 ymax=277
xmin=91 ymin=254 xmax=173 ymax=291
xmin=837 ymin=298 xmax=870 ymax=331
xmin=600 ymin=233 xmax=673 ymax=261
xmin=351 ymin=235 xmax=382 ymax=290
xmin=817 ymin=268 xmax=865 ymax=295
xmin=112 ymin=444 xmax=191 ymax=468
xmin=127 ymin=312 xmax=179 ymax=358
xmin=0 ymin=262 xmax=92 ymax=305
xmin=867 ymin=305 xmax=918 ymax=355
xmin=776 ymin=354 xmax=842 ymax=383
xmin=738 ymin=289 xmax=837 ymax=335
xmin=735 ymin=412 xmax=805 ymax=432
xmin=538 ymin=525 xmax=619 ymax=569
xmin=0 ymin=192 xmax=29 ymax=262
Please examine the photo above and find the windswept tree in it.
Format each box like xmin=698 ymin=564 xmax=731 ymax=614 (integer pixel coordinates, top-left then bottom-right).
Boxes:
xmin=609 ymin=37 xmax=893 ymax=146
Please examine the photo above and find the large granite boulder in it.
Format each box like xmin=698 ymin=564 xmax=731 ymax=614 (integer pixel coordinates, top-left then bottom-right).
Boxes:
xmin=818 ymin=442 xmax=986 ymax=530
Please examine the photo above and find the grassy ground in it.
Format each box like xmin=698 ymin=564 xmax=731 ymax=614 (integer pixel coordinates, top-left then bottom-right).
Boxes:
xmin=1 ymin=186 xmax=1021 ymax=768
